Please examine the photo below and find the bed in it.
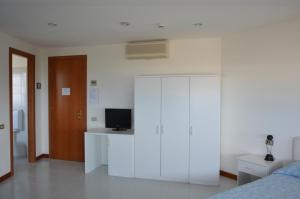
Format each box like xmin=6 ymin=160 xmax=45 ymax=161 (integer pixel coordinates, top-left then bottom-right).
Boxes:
xmin=208 ymin=137 xmax=300 ymax=199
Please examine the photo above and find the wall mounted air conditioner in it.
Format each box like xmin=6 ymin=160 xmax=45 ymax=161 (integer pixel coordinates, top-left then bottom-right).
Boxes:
xmin=126 ymin=39 xmax=169 ymax=59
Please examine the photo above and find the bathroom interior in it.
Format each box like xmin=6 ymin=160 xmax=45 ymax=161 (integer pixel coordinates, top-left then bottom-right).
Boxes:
xmin=12 ymin=54 xmax=28 ymax=160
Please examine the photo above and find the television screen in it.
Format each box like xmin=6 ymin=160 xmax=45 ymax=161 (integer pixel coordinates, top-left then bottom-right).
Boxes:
xmin=105 ymin=108 xmax=132 ymax=130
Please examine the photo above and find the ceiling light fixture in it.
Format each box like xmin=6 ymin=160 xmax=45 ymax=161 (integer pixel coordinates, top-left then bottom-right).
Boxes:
xmin=48 ymin=22 xmax=57 ymax=27
xmin=120 ymin=22 xmax=130 ymax=27
xmin=194 ymin=23 xmax=203 ymax=27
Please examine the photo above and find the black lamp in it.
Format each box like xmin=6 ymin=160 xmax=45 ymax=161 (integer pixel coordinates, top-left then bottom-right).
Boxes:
xmin=265 ymin=135 xmax=274 ymax=161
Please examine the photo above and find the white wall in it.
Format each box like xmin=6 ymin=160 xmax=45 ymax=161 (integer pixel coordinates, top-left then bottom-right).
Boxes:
xmin=35 ymin=51 xmax=49 ymax=156
xmin=40 ymin=38 xmax=222 ymax=154
xmin=0 ymin=31 xmax=42 ymax=176
xmin=221 ymin=18 xmax=300 ymax=174
xmin=3 ymin=18 xmax=299 ymax=176
xmin=42 ymin=22 xmax=300 ymax=174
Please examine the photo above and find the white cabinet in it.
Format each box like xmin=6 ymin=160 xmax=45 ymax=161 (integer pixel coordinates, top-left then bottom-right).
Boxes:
xmin=85 ymin=128 xmax=134 ymax=177
xmin=134 ymin=75 xmax=220 ymax=185
xmin=189 ymin=76 xmax=220 ymax=185
xmin=237 ymin=155 xmax=282 ymax=185
xmin=161 ymin=77 xmax=190 ymax=181
xmin=108 ymin=134 xmax=134 ymax=178
xmin=134 ymin=77 xmax=161 ymax=179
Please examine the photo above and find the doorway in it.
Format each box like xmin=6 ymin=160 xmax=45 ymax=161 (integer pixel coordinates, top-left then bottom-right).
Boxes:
xmin=12 ymin=54 xmax=28 ymax=160
xmin=9 ymin=48 xmax=36 ymax=175
xmin=48 ymin=55 xmax=87 ymax=162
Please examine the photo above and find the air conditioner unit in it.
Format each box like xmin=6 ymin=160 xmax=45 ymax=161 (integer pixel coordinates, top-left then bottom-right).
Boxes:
xmin=126 ymin=39 xmax=169 ymax=59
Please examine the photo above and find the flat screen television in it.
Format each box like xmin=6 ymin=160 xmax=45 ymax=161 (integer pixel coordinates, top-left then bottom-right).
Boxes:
xmin=105 ymin=108 xmax=132 ymax=131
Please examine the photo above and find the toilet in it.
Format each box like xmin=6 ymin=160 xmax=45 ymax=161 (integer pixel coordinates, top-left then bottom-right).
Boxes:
xmin=13 ymin=109 xmax=24 ymax=133
xmin=13 ymin=109 xmax=27 ymax=158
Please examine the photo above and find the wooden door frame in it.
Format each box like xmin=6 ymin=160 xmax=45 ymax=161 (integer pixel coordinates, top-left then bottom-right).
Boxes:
xmin=9 ymin=47 xmax=36 ymax=176
xmin=48 ymin=55 xmax=87 ymax=160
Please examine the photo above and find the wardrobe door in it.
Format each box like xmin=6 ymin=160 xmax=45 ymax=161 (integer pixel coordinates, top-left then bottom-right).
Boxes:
xmin=161 ymin=77 xmax=190 ymax=181
xmin=190 ymin=76 xmax=220 ymax=185
xmin=134 ymin=77 xmax=161 ymax=178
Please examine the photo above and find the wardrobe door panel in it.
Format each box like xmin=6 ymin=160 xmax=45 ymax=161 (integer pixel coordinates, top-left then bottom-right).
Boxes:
xmin=134 ymin=77 xmax=161 ymax=178
xmin=161 ymin=77 xmax=190 ymax=181
xmin=190 ymin=76 xmax=220 ymax=185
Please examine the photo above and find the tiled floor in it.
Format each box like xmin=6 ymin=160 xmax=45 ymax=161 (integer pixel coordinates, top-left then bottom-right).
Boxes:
xmin=0 ymin=159 xmax=236 ymax=199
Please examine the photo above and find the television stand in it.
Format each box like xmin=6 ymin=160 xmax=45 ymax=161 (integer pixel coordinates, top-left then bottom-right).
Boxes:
xmin=85 ymin=128 xmax=134 ymax=177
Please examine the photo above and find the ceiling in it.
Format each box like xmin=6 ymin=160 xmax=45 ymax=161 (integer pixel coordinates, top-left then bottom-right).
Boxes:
xmin=0 ymin=0 xmax=300 ymax=47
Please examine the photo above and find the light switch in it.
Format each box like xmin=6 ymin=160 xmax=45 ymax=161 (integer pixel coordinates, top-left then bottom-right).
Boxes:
xmin=0 ymin=124 xmax=5 ymax=130
xmin=36 ymin=82 xmax=42 ymax=89
xmin=90 ymin=80 xmax=97 ymax=87
xmin=91 ymin=117 xmax=97 ymax=122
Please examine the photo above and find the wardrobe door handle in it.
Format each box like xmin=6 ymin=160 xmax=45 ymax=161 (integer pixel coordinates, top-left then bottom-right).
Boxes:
xmin=160 ymin=125 xmax=164 ymax=135
xmin=189 ymin=126 xmax=193 ymax=136
xmin=156 ymin=125 xmax=160 ymax=134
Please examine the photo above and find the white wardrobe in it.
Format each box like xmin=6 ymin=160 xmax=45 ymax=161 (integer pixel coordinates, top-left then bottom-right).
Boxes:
xmin=134 ymin=75 xmax=220 ymax=185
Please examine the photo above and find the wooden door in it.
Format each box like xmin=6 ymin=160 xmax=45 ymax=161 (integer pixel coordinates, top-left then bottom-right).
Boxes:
xmin=189 ymin=76 xmax=220 ymax=185
xmin=49 ymin=55 xmax=87 ymax=162
xmin=161 ymin=77 xmax=190 ymax=181
xmin=134 ymin=77 xmax=161 ymax=178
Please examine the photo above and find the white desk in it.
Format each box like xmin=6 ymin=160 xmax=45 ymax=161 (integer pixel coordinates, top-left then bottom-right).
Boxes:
xmin=85 ymin=128 xmax=134 ymax=178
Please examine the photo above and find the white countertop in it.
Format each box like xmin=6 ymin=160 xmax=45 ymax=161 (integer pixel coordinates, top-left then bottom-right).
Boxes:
xmin=85 ymin=127 xmax=134 ymax=135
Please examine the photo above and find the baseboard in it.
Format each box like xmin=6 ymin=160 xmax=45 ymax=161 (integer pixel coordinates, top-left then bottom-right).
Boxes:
xmin=36 ymin=154 xmax=50 ymax=161
xmin=0 ymin=172 xmax=12 ymax=183
xmin=220 ymin=170 xmax=237 ymax=180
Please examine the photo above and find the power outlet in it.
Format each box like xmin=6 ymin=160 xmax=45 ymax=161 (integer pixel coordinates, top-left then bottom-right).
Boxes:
xmin=0 ymin=123 xmax=5 ymax=130
xmin=91 ymin=117 xmax=97 ymax=122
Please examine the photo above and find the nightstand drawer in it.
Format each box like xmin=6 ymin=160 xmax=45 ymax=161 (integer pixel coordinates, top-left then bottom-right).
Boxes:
xmin=238 ymin=161 xmax=268 ymax=177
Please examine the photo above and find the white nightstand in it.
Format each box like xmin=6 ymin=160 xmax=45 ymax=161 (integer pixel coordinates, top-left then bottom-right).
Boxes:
xmin=237 ymin=154 xmax=282 ymax=185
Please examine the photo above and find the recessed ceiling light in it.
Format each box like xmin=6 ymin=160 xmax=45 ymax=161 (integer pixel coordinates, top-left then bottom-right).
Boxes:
xmin=120 ymin=22 xmax=130 ymax=27
xmin=194 ymin=23 xmax=203 ymax=27
xmin=157 ymin=23 xmax=166 ymax=29
xmin=48 ymin=22 xmax=57 ymax=27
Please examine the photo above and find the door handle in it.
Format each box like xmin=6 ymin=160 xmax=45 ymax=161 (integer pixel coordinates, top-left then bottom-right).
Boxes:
xmin=156 ymin=125 xmax=160 ymax=135
xmin=76 ymin=110 xmax=82 ymax=120
xmin=189 ymin=126 xmax=193 ymax=136
xmin=160 ymin=125 xmax=164 ymax=135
